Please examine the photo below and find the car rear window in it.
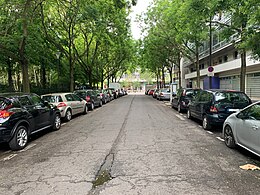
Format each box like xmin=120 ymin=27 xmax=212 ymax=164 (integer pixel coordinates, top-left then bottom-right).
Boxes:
xmin=74 ymin=91 xmax=86 ymax=97
xmin=214 ymin=92 xmax=251 ymax=109
xmin=42 ymin=95 xmax=62 ymax=103
xmin=161 ymin=89 xmax=170 ymax=93
xmin=0 ymin=97 xmax=12 ymax=110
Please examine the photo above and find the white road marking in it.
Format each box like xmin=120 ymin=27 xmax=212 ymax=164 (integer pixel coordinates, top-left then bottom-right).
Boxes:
xmin=175 ymin=114 xmax=185 ymax=121
xmin=206 ymin=131 xmax=213 ymax=134
xmin=198 ymin=125 xmax=202 ymax=128
xmin=180 ymin=113 xmax=183 ymax=116
xmin=19 ymin=144 xmax=36 ymax=152
xmin=183 ymin=115 xmax=187 ymax=118
xmin=216 ymin=137 xmax=224 ymax=142
xmin=1 ymin=154 xmax=17 ymax=161
xmin=61 ymin=123 xmax=67 ymax=126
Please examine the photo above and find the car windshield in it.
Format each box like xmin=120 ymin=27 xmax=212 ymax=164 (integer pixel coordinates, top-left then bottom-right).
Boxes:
xmin=42 ymin=95 xmax=62 ymax=103
xmin=0 ymin=97 xmax=12 ymax=110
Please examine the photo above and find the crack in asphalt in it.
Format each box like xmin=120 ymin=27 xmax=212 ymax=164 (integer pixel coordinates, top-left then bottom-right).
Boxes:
xmin=89 ymin=95 xmax=136 ymax=192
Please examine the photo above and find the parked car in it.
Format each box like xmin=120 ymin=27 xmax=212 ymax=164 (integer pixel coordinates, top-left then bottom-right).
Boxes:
xmin=171 ymin=88 xmax=200 ymax=113
xmin=153 ymin=89 xmax=159 ymax=99
xmin=104 ymin=89 xmax=113 ymax=101
xmin=74 ymin=90 xmax=102 ymax=110
xmin=157 ymin=88 xmax=171 ymax=101
xmin=95 ymin=89 xmax=109 ymax=104
xmin=42 ymin=93 xmax=88 ymax=121
xmin=108 ymin=88 xmax=118 ymax=99
xmin=0 ymin=93 xmax=61 ymax=150
xmin=187 ymin=89 xmax=252 ymax=130
xmin=148 ymin=89 xmax=155 ymax=96
xmin=223 ymin=101 xmax=260 ymax=157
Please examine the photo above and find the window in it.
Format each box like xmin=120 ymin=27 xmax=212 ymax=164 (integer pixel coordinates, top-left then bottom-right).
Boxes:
xmin=218 ymin=57 xmax=223 ymax=64
xmin=72 ymin=94 xmax=82 ymax=101
xmin=65 ymin=94 xmax=74 ymax=101
xmin=233 ymin=51 xmax=238 ymax=59
xmin=42 ymin=95 xmax=62 ymax=103
xmin=240 ymin=104 xmax=260 ymax=120
xmin=224 ymin=55 xmax=228 ymax=62
xmin=18 ymin=96 xmax=32 ymax=106
xmin=30 ymin=95 xmax=44 ymax=106
xmin=199 ymin=91 xmax=212 ymax=102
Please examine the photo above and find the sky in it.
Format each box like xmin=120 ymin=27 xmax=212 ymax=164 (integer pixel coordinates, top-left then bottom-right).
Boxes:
xmin=130 ymin=0 xmax=153 ymax=40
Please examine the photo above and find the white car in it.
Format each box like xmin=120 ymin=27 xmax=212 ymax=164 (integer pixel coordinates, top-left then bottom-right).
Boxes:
xmin=42 ymin=93 xmax=88 ymax=121
xmin=223 ymin=101 xmax=260 ymax=157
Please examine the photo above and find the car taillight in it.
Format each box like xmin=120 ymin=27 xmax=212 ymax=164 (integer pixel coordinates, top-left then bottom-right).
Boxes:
xmin=210 ymin=106 xmax=218 ymax=113
xmin=86 ymin=96 xmax=91 ymax=102
xmin=57 ymin=102 xmax=67 ymax=108
xmin=0 ymin=110 xmax=14 ymax=119
xmin=160 ymin=93 xmax=163 ymax=96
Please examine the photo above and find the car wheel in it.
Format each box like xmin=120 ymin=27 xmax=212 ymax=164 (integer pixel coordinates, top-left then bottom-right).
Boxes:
xmin=9 ymin=125 xmax=28 ymax=150
xmin=53 ymin=114 xmax=61 ymax=131
xmin=99 ymin=100 xmax=102 ymax=107
xmin=64 ymin=109 xmax=72 ymax=121
xmin=187 ymin=109 xmax=192 ymax=119
xmin=83 ymin=105 xmax=88 ymax=114
xmin=202 ymin=115 xmax=211 ymax=130
xmin=224 ymin=125 xmax=236 ymax=148
xmin=178 ymin=104 xmax=182 ymax=113
xmin=104 ymin=98 xmax=107 ymax=104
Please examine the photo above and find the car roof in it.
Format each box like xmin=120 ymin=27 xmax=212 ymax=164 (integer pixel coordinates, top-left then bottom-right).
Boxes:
xmin=204 ymin=89 xmax=244 ymax=93
xmin=42 ymin=93 xmax=73 ymax=96
xmin=0 ymin=92 xmax=36 ymax=98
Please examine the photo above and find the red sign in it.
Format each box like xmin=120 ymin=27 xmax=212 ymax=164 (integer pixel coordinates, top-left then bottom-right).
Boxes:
xmin=208 ymin=66 xmax=214 ymax=72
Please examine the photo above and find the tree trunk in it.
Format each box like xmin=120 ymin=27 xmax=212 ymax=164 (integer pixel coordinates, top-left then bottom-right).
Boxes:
xmin=178 ymin=56 xmax=182 ymax=89
xmin=19 ymin=0 xmax=31 ymax=93
xmin=41 ymin=59 xmax=47 ymax=89
xmin=101 ymin=70 xmax=104 ymax=89
xmin=161 ymin=66 xmax=165 ymax=88
xmin=240 ymin=50 xmax=246 ymax=92
xmin=7 ymin=59 xmax=14 ymax=92
xmin=88 ymin=70 xmax=92 ymax=88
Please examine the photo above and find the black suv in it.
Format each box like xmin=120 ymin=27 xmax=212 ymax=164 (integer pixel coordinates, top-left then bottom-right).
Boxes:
xmin=187 ymin=89 xmax=252 ymax=130
xmin=0 ymin=93 xmax=61 ymax=150
xmin=171 ymin=88 xmax=200 ymax=113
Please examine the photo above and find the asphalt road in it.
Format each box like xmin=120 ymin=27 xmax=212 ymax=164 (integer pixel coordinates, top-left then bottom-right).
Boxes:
xmin=0 ymin=93 xmax=260 ymax=195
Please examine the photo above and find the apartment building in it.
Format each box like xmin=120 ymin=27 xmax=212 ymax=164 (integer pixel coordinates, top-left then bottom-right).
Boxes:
xmin=182 ymin=18 xmax=260 ymax=99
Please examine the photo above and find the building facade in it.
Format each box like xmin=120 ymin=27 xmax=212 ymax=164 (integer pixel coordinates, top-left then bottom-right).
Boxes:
xmin=182 ymin=33 xmax=260 ymax=100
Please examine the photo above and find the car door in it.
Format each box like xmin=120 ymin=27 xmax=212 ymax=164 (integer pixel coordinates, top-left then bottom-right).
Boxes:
xmin=71 ymin=94 xmax=85 ymax=113
xmin=235 ymin=104 xmax=260 ymax=154
xmin=171 ymin=90 xmax=179 ymax=108
xmin=65 ymin=94 xmax=78 ymax=115
xmin=29 ymin=94 xmax=51 ymax=129
xmin=18 ymin=95 xmax=38 ymax=130
xmin=189 ymin=91 xmax=201 ymax=119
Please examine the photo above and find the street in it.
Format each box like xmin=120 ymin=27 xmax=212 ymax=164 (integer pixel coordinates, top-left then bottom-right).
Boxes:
xmin=0 ymin=93 xmax=260 ymax=195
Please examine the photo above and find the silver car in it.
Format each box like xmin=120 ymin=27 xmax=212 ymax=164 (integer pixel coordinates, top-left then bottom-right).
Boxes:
xmin=157 ymin=88 xmax=171 ymax=101
xmin=42 ymin=93 xmax=88 ymax=121
xmin=223 ymin=101 xmax=260 ymax=157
